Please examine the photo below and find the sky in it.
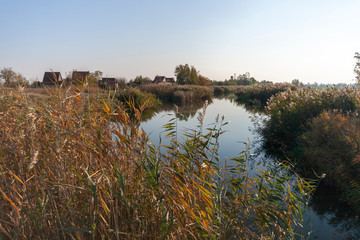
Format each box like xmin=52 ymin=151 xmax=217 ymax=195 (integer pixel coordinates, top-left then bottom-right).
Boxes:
xmin=0 ymin=0 xmax=359 ymax=84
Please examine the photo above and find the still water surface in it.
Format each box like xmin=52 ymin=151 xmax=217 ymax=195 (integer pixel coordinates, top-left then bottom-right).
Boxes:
xmin=141 ymin=98 xmax=359 ymax=239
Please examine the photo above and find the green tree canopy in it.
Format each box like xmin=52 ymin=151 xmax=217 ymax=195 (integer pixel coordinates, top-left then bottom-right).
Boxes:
xmin=175 ymin=64 xmax=191 ymax=85
xmin=175 ymin=64 xmax=210 ymax=85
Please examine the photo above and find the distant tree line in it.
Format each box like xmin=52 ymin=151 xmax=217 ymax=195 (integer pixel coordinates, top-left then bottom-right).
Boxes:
xmin=212 ymin=72 xmax=259 ymax=86
xmin=3 ymin=54 xmax=359 ymax=88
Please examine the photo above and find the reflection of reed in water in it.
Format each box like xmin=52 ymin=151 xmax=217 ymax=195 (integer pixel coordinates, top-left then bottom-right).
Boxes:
xmin=309 ymin=182 xmax=360 ymax=239
xmin=233 ymin=98 xmax=266 ymax=114
xmin=141 ymin=99 xmax=211 ymax=122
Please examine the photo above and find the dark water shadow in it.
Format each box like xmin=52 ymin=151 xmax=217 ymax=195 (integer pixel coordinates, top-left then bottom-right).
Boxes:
xmin=252 ymin=121 xmax=360 ymax=239
xmin=141 ymin=99 xmax=210 ymax=122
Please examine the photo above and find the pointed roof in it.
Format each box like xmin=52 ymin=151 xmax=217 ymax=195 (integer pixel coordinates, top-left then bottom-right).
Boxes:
xmin=42 ymin=72 xmax=62 ymax=84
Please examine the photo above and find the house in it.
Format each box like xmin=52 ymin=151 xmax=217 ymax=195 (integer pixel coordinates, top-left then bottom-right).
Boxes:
xmin=72 ymin=71 xmax=89 ymax=85
xmin=166 ymin=77 xmax=175 ymax=83
xmin=42 ymin=72 xmax=63 ymax=86
xmin=98 ymin=77 xmax=118 ymax=89
xmin=153 ymin=76 xmax=175 ymax=84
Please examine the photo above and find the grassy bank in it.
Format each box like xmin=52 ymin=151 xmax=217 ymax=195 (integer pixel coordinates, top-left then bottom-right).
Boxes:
xmin=0 ymin=85 xmax=313 ymax=239
xmin=261 ymin=86 xmax=360 ymax=207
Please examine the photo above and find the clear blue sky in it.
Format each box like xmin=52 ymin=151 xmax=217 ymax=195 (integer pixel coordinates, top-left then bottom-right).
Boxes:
xmin=0 ymin=0 xmax=359 ymax=83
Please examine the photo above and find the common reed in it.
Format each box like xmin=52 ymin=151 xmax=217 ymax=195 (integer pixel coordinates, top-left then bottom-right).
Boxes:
xmin=140 ymin=84 xmax=213 ymax=105
xmin=0 ymin=84 xmax=312 ymax=239
xmin=261 ymin=86 xmax=360 ymax=208
xmin=235 ymin=83 xmax=297 ymax=107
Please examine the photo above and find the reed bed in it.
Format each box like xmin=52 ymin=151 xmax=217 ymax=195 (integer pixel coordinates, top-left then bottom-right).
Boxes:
xmin=0 ymin=85 xmax=312 ymax=239
xmin=261 ymin=86 xmax=360 ymax=208
xmin=116 ymin=88 xmax=161 ymax=110
xmin=140 ymin=84 xmax=213 ymax=105
xmin=212 ymin=86 xmax=245 ymax=96
xmin=235 ymin=83 xmax=297 ymax=107
xmin=262 ymin=86 xmax=359 ymax=153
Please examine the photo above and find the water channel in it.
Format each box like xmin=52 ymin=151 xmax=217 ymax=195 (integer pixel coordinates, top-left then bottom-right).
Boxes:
xmin=140 ymin=97 xmax=360 ymax=239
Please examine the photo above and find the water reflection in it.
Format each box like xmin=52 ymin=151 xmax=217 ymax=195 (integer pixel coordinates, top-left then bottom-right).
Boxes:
xmin=140 ymin=97 xmax=360 ymax=239
xmin=233 ymin=98 xmax=266 ymax=114
xmin=308 ymin=183 xmax=360 ymax=239
xmin=141 ymin=99 xmax=209 ymax=122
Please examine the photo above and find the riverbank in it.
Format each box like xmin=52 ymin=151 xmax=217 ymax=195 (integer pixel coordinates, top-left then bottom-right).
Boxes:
xmin=0 ymin=85 xmax=311 ymax=239
xmin=260 ymin=86 xmax=360 ymax=209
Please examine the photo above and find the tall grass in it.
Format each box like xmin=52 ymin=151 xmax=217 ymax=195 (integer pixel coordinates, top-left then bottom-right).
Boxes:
xmin=302 ymin=111 xmax=360 ymax=208
xmin=0 ymin=84 xmax=313 ymax=239
xmin=116 ymin=87 xmax=161 ymax=110
xmin=260 ymin=86 xmax=360 ymax=208
xmin=212 ymin=86 xmax=245 ymax=96
xmin=262 ymin=87 xmax=359 ymax=154
xmin=235 ymin=83 xmax=297 ymax=107
xmin=140 ymin=84 xmax=213 ymax=105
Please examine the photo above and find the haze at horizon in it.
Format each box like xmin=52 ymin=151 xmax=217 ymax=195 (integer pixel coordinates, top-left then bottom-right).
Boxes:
xmin=0 ymin=0 xmax=359 ymax=84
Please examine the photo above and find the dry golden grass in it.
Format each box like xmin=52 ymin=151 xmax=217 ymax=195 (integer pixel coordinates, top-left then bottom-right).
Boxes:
xmin=0 ymin=84 xmax=313 ymax=239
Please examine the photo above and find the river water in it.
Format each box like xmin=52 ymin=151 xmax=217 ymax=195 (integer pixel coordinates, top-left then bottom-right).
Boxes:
xmin=140 ymin=97 xmax=360 ymax=239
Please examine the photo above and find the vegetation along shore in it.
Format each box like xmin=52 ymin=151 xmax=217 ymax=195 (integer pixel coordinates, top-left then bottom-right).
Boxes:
xmin=0 ymin=59 xmax=359 ymax=238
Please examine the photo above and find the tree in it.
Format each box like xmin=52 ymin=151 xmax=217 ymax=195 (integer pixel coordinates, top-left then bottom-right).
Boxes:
xmin=0 ymin=67 xmax=16 ymax=85
xmin=291 ymin=79 xmax=300 ymax=87
xmin=354 ymin=52 xmax=360 ymax=84
xmin=88 ymin=70 xmax=103 ymax=86
xmin=116 ymin=77 xmax=127 ymax=89
xmin=236 ymin=72 xmax=257 ymax=85
xmin=175 ymin=64 xmax=191 ymax=85
xmin=15 ymin=73 xmax=28 ymax=85
xmin=0 ymin=68 xmax=27 ymax=87
xmin=198 ymin=75 xmax=211 ymax=86
xmin=129 ymin=75 xmax=152 ymax=86
xmin=93 ymin=70 xmax=103 ymax=79
xmin=175 ymin=64 xmax=206 ymax=85
xmin=190 ymin=66 xmax=199 ymax=85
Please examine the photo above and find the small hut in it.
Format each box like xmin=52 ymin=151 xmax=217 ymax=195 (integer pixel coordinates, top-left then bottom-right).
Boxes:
xmin=153 ymin=76 xmax=174 ymax=84
xmin=42 ymin=72 xmax=63 ymax=86
xmin=98 ymin=77 xmax=118 ymax=89
xmin=72 ymin=71 xmax=89 ymax=85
